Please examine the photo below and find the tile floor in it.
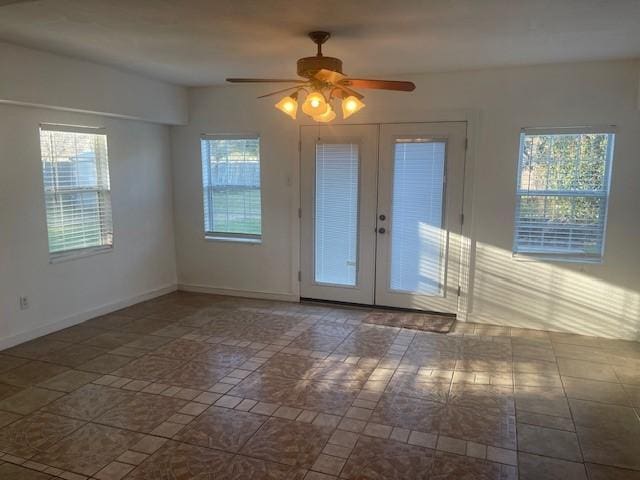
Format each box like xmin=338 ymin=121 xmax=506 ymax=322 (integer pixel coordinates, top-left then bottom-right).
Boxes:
xmin=0 ymin=292 xmax=639 ymax=479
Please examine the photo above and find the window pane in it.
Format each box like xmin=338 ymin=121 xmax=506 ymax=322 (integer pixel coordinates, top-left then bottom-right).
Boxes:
xmin=390 ymin=140 xmax=446 ymax=295
xmin=39 ymin=128 xmax=112 ymax=255
xmin=515 ymin=131 xmax=614 ymax=259
xmin=314 ymin=143 xmax=359 ymax=286
xmin=201 ymin=137 xmax=261 ymax=237
xmin=519 ymin=133 xmax=610 ymax=192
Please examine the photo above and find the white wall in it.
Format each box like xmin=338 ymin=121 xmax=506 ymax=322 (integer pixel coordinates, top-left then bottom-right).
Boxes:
xmin=0 ymin=104 xmax=178 ymax=349
xmin=0 ymin=42 xmax=188 ymax=125
xmin=172 ymin=59 xmax=640 ymax=340
xmin=0 ymin=43 xmax=186 ymax=348
xmin=171 ymin=91 xmax=300 ymax=300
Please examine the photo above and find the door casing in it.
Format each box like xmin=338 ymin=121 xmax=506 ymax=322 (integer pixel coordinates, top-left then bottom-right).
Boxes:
xmin=299 ymin=121 xmax=469 ymax=315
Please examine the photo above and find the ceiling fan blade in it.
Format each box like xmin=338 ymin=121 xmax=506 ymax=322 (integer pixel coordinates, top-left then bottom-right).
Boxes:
xmin=314 ymin=69 xmax=346 ymax=84
xmin=331 ymin=84 xmax=364 ymax=100
xmin=341 ymin=79 xmax=415 ymax=91
xmin=257 ymin=85 xmax=307 ymax=99
xmin=226 ymin=78 xmax=306 ymax=83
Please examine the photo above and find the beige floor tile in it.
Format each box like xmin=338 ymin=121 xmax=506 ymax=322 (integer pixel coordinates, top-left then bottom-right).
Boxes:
xmin=94 ymin=461 xmax=134 ymax=480
xmin=0 ymin=361 xmax=68 ymax=387
xmin=241 ymin=417 xmax=331 ymax=468
xmin=175 ymin=406 xmax=265 ymax=452
xmin=0 ymin=294 xmax=638 ymax=479
xmin=563 ymin=377 xmax=631 ymax=405
xmin=557 ymin=357 xmax=618 ymax=382
xmin=33 ymin=423 xmax=143 ymax=476
xmin=519 ymin=453 xmax=587 ymax=480
xmin=586 ymin=463 xmax=640 ymax=480
xmin=342 ymin=436 xmax=434 ymax=479
xmin=517 ymin=424 xmax=582 ymax=462
xmin=0 ymin=387 xmax=64 ymax=414
xmin=516 ymin=411 xmax=575 ymax=432
xmin=0 ymin=412 xmax=85 ymax=458
xmin=515 ymin=386 xmax=571 ymax=418
xmin=0 ymin=462 xmax=54 ymax=479
xmin=45 ymin=384 xmax=133 ymax=420
xmin=36 ymin=370 xmax=100 ymax=392
xmin=312 ymin=454 xmax=345 ymax=475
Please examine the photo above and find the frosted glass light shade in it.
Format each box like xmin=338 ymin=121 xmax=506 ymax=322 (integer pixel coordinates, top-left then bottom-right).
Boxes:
xmin=302 ymin=92 xmax=329 ymax=116
xmin=275 ymin=96 xmax=298 ymax=119
xmin=341 ymin=96 xmax=365 ymax=119
xmin=313 ymin=105 xmax=336 ymax=122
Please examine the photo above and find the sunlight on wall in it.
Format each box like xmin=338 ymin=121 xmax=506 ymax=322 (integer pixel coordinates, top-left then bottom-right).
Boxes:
xmin=404 ymin=229 xmax=461 ymax=314
xmin=390 ymin=221 xmax=444 ymax=296
xmin=470 ymin=243 xmax=640 ymax=340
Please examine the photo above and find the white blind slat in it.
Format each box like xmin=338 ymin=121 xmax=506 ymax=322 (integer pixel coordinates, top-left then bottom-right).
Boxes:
xmin=40 ymin=128 xmax=113 ymax=255
xmin=314 ymin=143 xmax=359 ymax=286
xmin=390 ymin=141 xmax=446 ymax=295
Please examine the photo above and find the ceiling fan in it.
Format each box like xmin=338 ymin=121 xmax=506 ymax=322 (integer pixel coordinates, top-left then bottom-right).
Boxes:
xmin=226 ymin=31 xmax=416 ymax=122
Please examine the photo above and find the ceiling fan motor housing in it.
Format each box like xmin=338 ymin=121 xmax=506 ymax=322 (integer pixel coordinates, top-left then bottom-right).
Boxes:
xmin=297 ymin=56 xmax=343 ymax=78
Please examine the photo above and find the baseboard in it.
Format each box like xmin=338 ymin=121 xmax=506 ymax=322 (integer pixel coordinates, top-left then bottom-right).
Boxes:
xmin=0 ymin=283 xmax=178 ymax=351
xmin=465 ymin=311 xmax=637 ymax=341
xmin=178 ymin=283 xmax=299 ymax=303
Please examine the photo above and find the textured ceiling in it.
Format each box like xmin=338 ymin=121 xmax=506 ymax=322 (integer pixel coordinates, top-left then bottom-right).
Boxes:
xmin=0 ymin=0 xmax=639 ymax=86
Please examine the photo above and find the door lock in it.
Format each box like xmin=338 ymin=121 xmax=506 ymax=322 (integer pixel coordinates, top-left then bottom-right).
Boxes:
xmin=379 ymin=214 xmax=386 ymax=221
xmin=377 ymin=227 xmax=386 ymax=234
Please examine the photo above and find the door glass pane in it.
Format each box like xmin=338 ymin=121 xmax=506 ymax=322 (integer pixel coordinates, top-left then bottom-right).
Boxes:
xmin=390 ymin=139 xmax=446 ymax=295
xmin=315 ymin=143 xmax=359 ymax=286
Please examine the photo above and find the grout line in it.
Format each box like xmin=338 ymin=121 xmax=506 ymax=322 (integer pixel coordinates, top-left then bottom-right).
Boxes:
xmin=2 ymin=295 xmax=639 ymax=477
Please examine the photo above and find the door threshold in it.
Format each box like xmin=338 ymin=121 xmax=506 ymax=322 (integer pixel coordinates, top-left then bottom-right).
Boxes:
xmin=300 ymin=297 xmax=456 ymax=317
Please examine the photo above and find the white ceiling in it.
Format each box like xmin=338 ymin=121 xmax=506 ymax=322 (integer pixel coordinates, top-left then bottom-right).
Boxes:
xmin=1 ymin=0 xmax=639 ymax=86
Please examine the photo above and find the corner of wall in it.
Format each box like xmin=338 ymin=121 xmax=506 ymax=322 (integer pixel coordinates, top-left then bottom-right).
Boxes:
xmin=0 ymin=283 xmax=177 ymax=351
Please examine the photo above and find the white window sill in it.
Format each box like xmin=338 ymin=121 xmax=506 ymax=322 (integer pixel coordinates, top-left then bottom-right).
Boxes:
xmin=205 ymin=235 xmax=262 ymax=244
xmin=49 ymin=245 xmax=113 ymax=264
xmin=512 ymin=252 xmax=603 ymax=265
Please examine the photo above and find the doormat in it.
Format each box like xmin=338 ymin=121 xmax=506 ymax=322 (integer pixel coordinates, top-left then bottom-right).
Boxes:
xmin=363 ymin=311 xmax=455 ymax=334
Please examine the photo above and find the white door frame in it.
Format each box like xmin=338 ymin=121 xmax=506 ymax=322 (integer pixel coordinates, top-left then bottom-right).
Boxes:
xmin=299 ymin=124 xmax=379 ymax=304
xmin=295 ymin=111 xmax=479 ymax=320
xmin=374 ymin=122 xmax=467 ymax=313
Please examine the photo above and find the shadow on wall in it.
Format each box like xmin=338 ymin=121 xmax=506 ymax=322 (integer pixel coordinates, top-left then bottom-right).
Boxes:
xmin=470 ymin=242 xmax=640 ymax=341
xmin=344 ymin=200 xmax=637 ymax=341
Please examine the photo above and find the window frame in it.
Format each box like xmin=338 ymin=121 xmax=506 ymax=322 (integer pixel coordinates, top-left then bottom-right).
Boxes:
xmin=39 ymin=123 xmax=114 ymax=263
xmin=513 ymin=126 xmax=615 ymax=263
xmin=200 ymin=133 xmax=263 ymax=243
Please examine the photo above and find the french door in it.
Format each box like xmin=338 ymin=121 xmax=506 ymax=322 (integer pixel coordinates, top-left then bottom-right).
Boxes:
xmin=300 ymin=122 xmax=466 ymax=314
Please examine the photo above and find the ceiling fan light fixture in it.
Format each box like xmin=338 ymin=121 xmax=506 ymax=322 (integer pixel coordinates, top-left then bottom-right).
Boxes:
xmin=312 ymin=104 xmax=336 ymax=123
xmin=227 ymin=32 xmax=416 ymax=124
xmin=341 ymin=95 xmax=365 ymax=119
xmin=302 ymin=91 xmax=329 ymax=116
xmin=275 ymin=94 xmax=298 ymax=119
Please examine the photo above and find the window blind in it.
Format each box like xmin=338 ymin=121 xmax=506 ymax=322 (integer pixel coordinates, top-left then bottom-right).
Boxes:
xmin=514 ymin=129 xmax=615 ymax=260
xmin=39 ymin=126 xmax=112 ymax=256
xmin=314 ymin=143 xmax=359 ymax=286
xmin=201 ymin=135 xmax=262 ymax=239
xmin=390 ymin=140 xmax=446 ymax=294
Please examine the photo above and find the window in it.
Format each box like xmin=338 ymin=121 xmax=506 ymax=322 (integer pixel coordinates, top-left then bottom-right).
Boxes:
xmin=514 ymin=127 xmax=615 ymax=261
xmin=201 ymin=135 xmax=262 ymax=241
xmin=39 ymin=125 xmax=113 ymax=259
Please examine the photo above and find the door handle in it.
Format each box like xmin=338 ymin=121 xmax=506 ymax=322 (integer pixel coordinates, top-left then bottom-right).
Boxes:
xmin=377 ymin=227 xmax=386 ymax=234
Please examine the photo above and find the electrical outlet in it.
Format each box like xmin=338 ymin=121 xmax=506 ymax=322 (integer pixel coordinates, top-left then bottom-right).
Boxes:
xmin=19 ymin=296 xmax=29 ymax=310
